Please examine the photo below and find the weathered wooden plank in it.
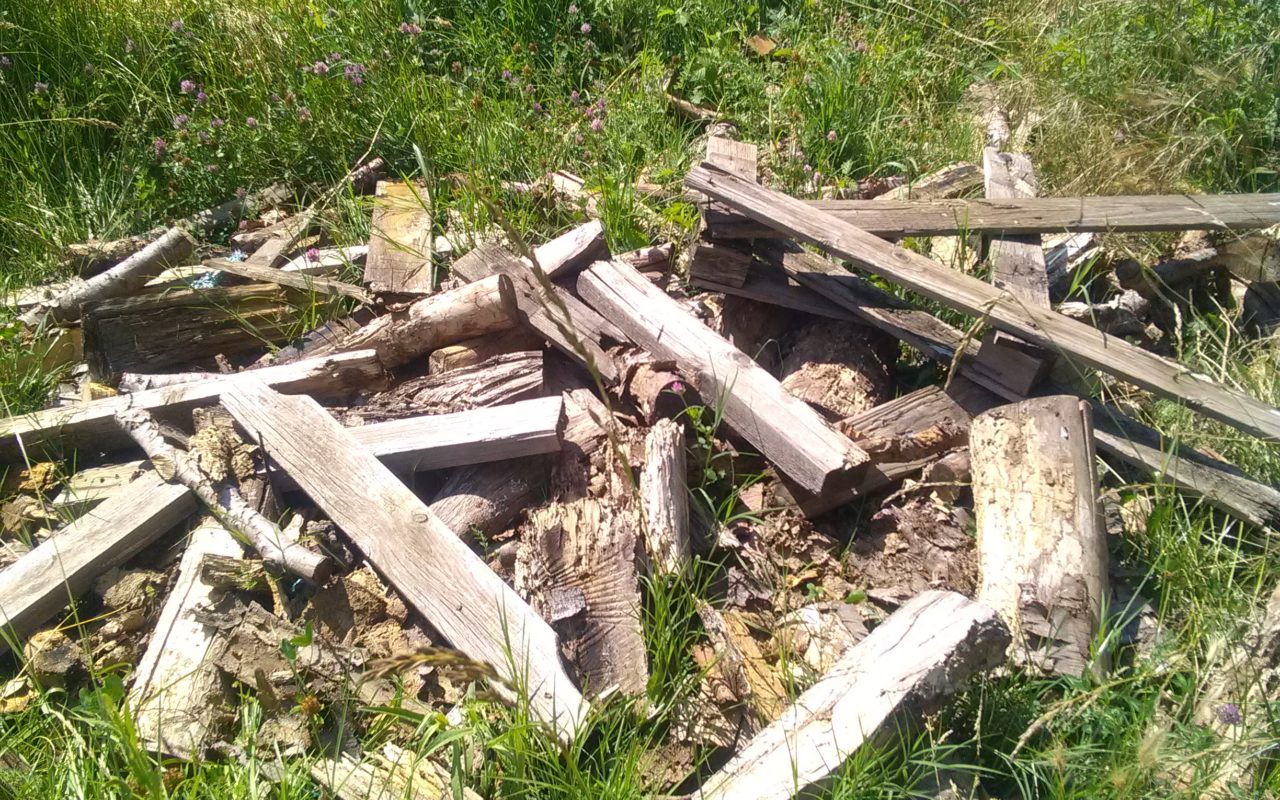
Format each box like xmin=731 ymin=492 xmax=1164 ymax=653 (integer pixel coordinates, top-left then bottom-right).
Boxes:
xmin=696 ymin=591 xmax=1009 ymax=800
xmin=876 ymin=162 xmax=983 ymax=202
xmin=640 ymin=419 xmax=691 ymax=574
xmin=0 ymin=350 xmax=387 ymax=460
xmin=0 ymin=471 xmax=195 ymax=653
xmin=578 ymin=259 xmax=867 ymax=497
xmin=311 ymin=742 xmax=481 ymax=800
xmin=346 ymin=351 xmax=543 ymax=422
xmin=687 ymin=162 xmax=1280 ymax=442
xmin=973 ymin=396 xmax=1108 ymax=678
xmin=983 ymin=148 xmax=1050 ymax=307
xmin=220 ymin=381 xmax=585 ymax=738
xmin=706 ymin=193 xmax=1280 ymax=238
xmin=365 ymin=181 xmax=434 ymax=294
xmin=205 ymin=257 xmax=373 ymax=303
xmin=129 ymin=521 xmax=241 ymax=759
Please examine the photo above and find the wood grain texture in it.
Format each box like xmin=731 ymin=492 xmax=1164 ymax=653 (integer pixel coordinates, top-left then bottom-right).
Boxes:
xmin=83 ymin=283 xmax=298 ymax=379
xmin=429 ymin=456 xmax=551 ymax=542
xmin=705 ymin=192 xmax=1280 ymax=238
xmin=696 ymin=591 xmax=1009 ymax=800
xmin=0 ymin=471 xmax=195 ymax=653
xmin=537 ymin=220 xmax=610 ymax=280
xmin=0 ymin=350 xmax=387 ymax=460
xmin=365 ymin=181 xmax=434 ymax=294
xmin=577 ymin=259 xmax=867 ymax=497
xmin=687 ymin=162 xmax=1280 ymax=442
xmin=346 ymin=351 xmax=543 ymax=422
xmin=640 ymin=419 xmax=691 ymax=574
xmin=983 ymin=148 xmax=1050 ymax=307
xmin=972 ymin=396 xmax=1108 ymax=678
xmin=129 ymin=521 xmax=241 ymax=759
xmin=516 ymin=497 xmax=648 ymax=697
xmin=428 ymin=327 xmax=545 ymax=373
xmin=221 ymin=381 xmax=585 ymax=737
xmin=877 ymin=162 xmax=982 ymax=202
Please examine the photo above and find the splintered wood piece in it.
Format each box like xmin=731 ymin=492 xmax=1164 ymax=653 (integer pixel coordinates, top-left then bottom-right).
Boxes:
xmin=429 ymin=456 xmax=551 ymax=542
xmin=641 ymin=419 xmax=691 ymax=574
xmin=779 ymin=318 xmax=894 ymax=420
xmin=696 ymin=591 xmax=1009 ymax=800
xmin=129 ymin=521 xmax=241 ymax=759
xmin=876 ymin=162 xmax=983 ymax=202
xmin=687 ymin=162 xmax=1280 ymax=442
xmin=221 ymin=381 xmax=585 ymax=737
xmin=83 ymin=283 xmax=298 ymax=379
xmin=365 ymin=181 xmax=434 ymax=294
xmin=349 ymin=396 xmax=564 ymax=474
xmin=516 ymin=497 xmax=648 ymax=697
xmin=451 ymin=232 xmax=625 ymax=383
xmin=0 ymin=471 xmax=195 ymax=654
xmin=703 ymin=192 xmax=1280 ymax=238
xmin=204 ymin=257 xmax=373 ymax=303
xmin=428 ymin=327 xmax=545 ymax=373
xmin=0 ymin=350 xmax=387 ymax=460
xmin=115 ymin=407 xmax=330 ymax=583
xmin=972 ymin=396 xmax=1108 ymax=678
xmin=579 ymin=259 xmax=868 ymax=498
xmin=347 ymin=351 xmax=543 ymax=421
xmin=21 ymin=227 xmax=196 ymax=326
xmin=327 ymin=275 xmax=517 ymax=369
xmin=311 ymin=742 xmax=482 ymax=800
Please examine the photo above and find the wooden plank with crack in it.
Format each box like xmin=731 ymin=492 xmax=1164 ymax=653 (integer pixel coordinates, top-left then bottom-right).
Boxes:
xmin=696 ymin=591 xmax=1009 ymax=800
xmin=578 ymin=259 xmax=867 ymax=498
xmin=704 ymin=192 xmax=1280 ymax=238
xmin=687 ymin=162 xmax=1280 ymax=442
xmin=0 ymin=350 xmax=387 ymax=460
xmin=220 ymin=380 xmax=586 ymax=739
xmin=364 ymin=181 xmax=434 ymax=294
xmin=0 ymin=470 xmax=195 ymax=654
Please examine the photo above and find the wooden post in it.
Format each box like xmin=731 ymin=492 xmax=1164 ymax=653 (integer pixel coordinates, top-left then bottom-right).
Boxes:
xmin=687 ymin=162 xmax=1280 ymax=442
xmin=696 ymin=591 xmax=1009 ymax=800
xmin=640 ymin=419 xmax=691 ymax=574
xmin=0 ymin=471 xmax=195 ymax=654
xmin=220 ymin=381 xmax=586 ymax=738
xmin=578 ymin=259 xmax=868 ymax=498
xmin=971 ymin=396 xmax=1108 ymax=678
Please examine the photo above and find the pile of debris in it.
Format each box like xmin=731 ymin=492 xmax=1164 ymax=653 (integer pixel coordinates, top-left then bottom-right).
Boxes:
xmin=2 ymin=123 xmax=1280 ymax=799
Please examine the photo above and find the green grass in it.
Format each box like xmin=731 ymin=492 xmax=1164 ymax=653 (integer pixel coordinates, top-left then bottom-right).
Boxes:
xmin=2 ymin=0 xmax=1280 ymax=796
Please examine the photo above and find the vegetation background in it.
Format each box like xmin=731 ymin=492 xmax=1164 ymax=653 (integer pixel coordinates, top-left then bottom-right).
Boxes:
xmin=0 ymin=0 xmax=1278 ymax=797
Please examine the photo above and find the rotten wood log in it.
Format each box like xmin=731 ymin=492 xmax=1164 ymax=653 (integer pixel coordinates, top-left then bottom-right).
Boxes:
xmin=204 ymin=257 xmax=373 ymax=303
xmin=696 ymin=591 xmax=1010 ymax=800
xmin=255 ymin=314 xmax=368 ymax=367
xmin=705 ymin=192 xmax=1280 ymax=239
xmin=515 ymin=496 xmax=649 ymax=697
xmin=220 ymin=380 xmax=586 ymax=737
xmin=640 ymin=418 xmax=691 ymax=574
xmin=83 ymin=283 xmax=299 ymax=379
xmin=129 ymin=520 xmax=241 ymax=759
xmin=578 ymin=259 xmax=868 ymax=498
xmin=0 ymin=349 xmax=386 ymax=460
xmin=325 ymin=274 xmax=518 ymax=369
xmin=876 ymin=162 xmax=983 ymax=202
xmin=0 ymin=470 xmax=195 ymax=654
xmin=365 ymin=181 xmax=434 ymax=294
xmin=972 ymin=396 xmax=1108 ymax=678
xmin=428 ymin=327 xmax=545 ymax=373
xmin=615 ymin=243 xmax=673 ymax=269
xmin=346 ymin=351 xmax=543 ymax=421
xmin=687 ymin=162 xmax=1280 ymax=442
xmin=537 ymin=219 xmax=609 ymax=280
xmin=115 ymin=407 xmax=331 ymax=583
xmin=1114 ymin=248 xmax=1219 ymax=298
xmin=429 ymin=456 xmax=551 ymax=541
xmin=21 ymin=227 xmax=196 ymax=327
xmin=779 ymin=318 xmax=895 ymax=420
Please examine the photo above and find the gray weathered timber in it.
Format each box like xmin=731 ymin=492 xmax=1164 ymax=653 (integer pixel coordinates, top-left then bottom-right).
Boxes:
xmin=687 ymin=162 xmax=1280 ymax=442
xmin=364 ymin=181 xmax=434 ymax=294
xmin=578 ymin=259 xmax=867 ymax=498
xmin=706 ymin=192 xmax=1280 ymax=238
xmin=220 ymin=381 xmax=585 ymax=739
xmin=204 ymin=257 xmax=373 ymax=303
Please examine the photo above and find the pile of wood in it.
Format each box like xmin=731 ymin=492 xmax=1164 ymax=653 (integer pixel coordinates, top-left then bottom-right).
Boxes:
xmin=2 ymin=134 xmax=1279 ymax=798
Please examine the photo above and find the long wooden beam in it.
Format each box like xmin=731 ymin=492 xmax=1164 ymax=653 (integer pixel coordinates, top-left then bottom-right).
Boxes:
xmin=706 ymin=192 xmax=1280 ymax=238
xmin=221 ymin=381 xmax=585 ymax=739
xmin=0 ymin=350 xmax=387 ymax=460
xmin=687 ymin=162 xmax=1280 ymax=442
